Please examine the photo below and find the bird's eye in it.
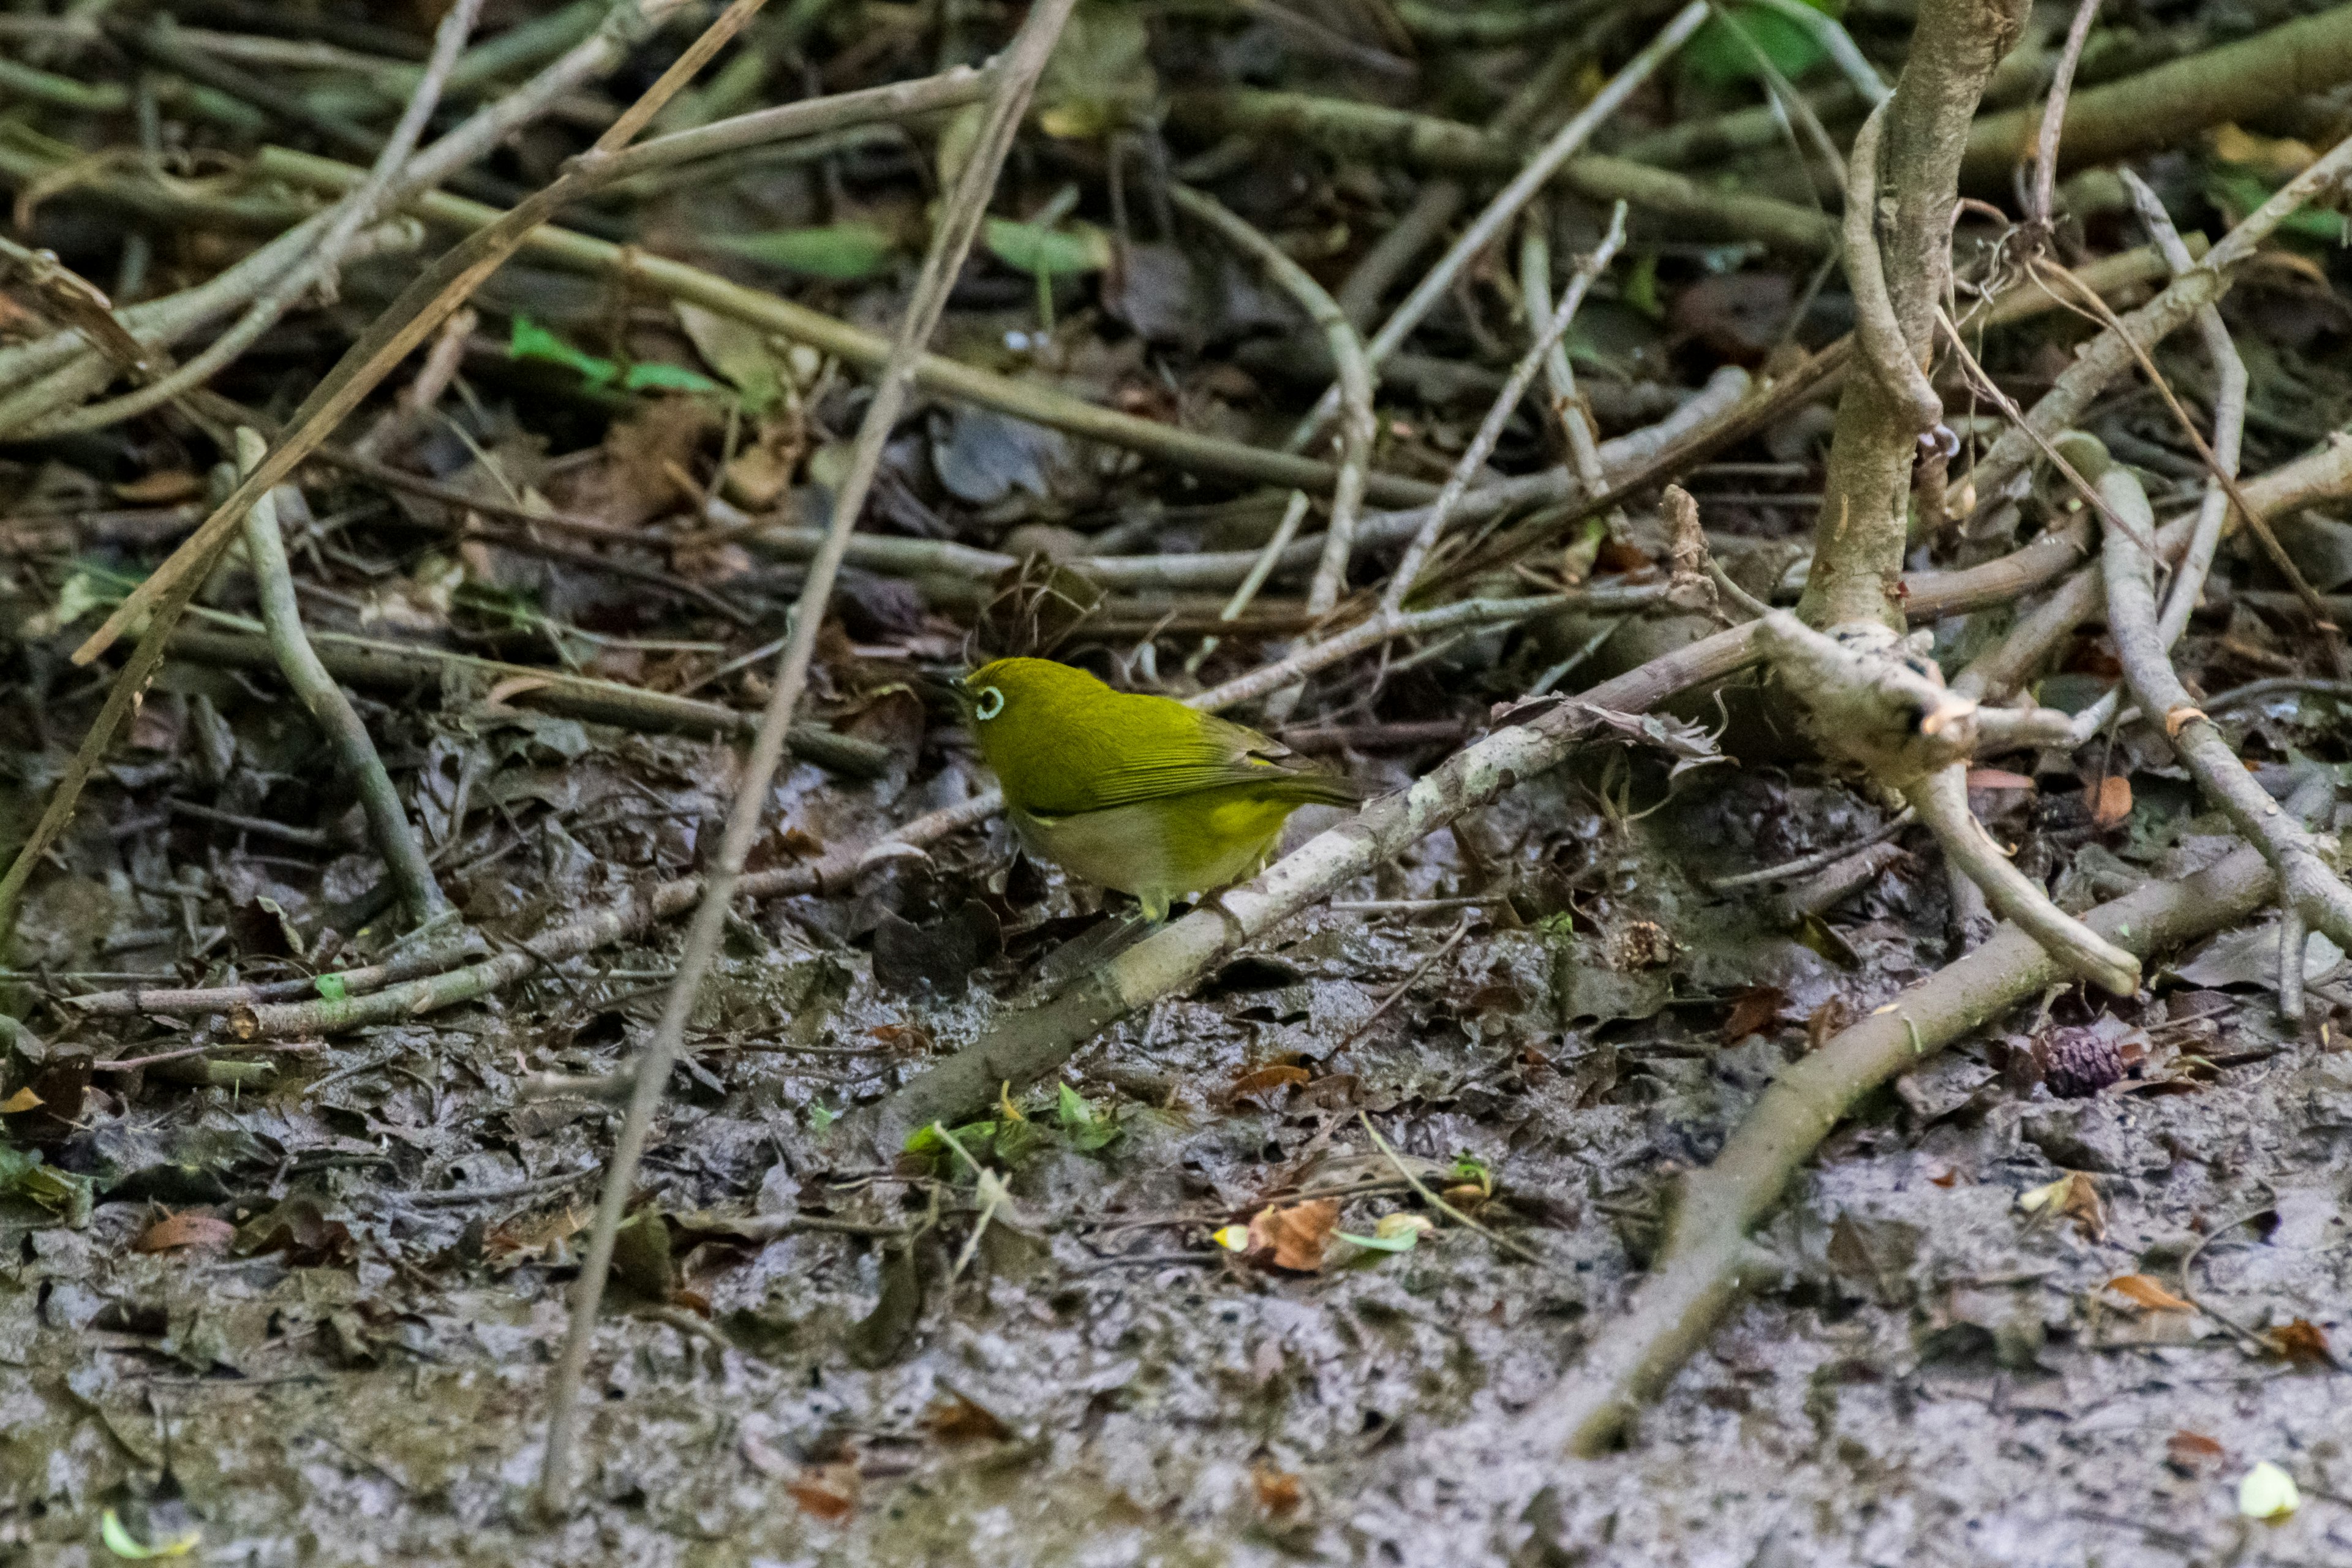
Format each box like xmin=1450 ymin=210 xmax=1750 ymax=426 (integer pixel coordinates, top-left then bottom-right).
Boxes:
xmin=973 ymin=686 xmax=1005 ymax=721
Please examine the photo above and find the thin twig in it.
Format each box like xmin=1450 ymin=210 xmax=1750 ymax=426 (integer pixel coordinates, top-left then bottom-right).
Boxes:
xmin=1384 ymin=203 xmax=1629 ymax=613
xmin=1708 ymin=807 xmax=1916 ymax=891
xmin=1288 ymin=1 xmax=1709 ymax=451
xmin=91 ymin=1041 xmax=323 ymax=1074
xmin=2059 ymin=175 xmax=2248 ymax=742
xmin=2029 ymin=254 xmax=2345 ymax=674
xmin=1332 ymin=914 xmax=1476 ymax=1052
xmin=1962 ymin=123 xmax=2352 ymax=517
xmin=24 ymin=0 xmax=487 ymax=436
xmin=1164 ymin=184 xmax=1377 ymax=705
xmin=1167 ymin=186 xmax=1375 ymax=624
xmin=1356 ymin=1111 xmax=1549 ymax=1268
xmin=2082 ymin=432 xmax=2352 ymax=957
xmin=1905 ymin=763 xmax=2138 ymax=993
xmin=2024 ymin=0 xmax=2102 ymax=233
xmin=234 ymin=429 xmax=453 ymax=929
xmin=390 ymin=1166 xmax=603 ymax=1210
xmin=535 ymin=0 xmax=1077 ymax=1516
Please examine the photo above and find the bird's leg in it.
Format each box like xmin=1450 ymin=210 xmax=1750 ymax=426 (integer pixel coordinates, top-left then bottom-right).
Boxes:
xmin=1197 ymin=889 xmax=1251 ymax=946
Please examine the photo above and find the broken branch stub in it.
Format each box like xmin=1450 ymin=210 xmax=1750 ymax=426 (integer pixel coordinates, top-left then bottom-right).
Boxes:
xmin=1755 ymin=612 xmax=2138 ymax=993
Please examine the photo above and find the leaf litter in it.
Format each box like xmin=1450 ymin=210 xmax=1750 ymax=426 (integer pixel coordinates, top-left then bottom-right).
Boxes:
xmin=3 ymin=1 xmax=2352 ymax=1564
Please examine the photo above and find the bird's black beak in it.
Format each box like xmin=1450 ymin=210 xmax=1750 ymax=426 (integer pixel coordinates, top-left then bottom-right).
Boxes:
xmin=914 ymin=671 xmax=972 ymax=714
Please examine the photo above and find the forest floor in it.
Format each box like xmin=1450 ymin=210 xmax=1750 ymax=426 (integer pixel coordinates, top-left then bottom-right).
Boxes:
xmin=4 ymin=1 xmax=2352 ymax=1564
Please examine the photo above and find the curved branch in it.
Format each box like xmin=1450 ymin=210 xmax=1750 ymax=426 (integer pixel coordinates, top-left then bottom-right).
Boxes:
xmin=2087 ymin=436 xmax=2352 ymax=956
xmin=1510 ymin=796 xmax=2315 ymax=1458
xmin=1905 ymin=763 xmax=2138 ymax=994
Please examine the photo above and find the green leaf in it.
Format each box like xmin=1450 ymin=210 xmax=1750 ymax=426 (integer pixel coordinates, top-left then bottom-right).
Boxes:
xmin=675 ymin=301 xmax=788 ymax=414
xmin=1623 ymin=252 xmax=1664 ymax=320
xmin=1056 ymin=1082 xmax=1121 ymax=1151
xmin=619 ymin=361 xmax=725 ymax=395
xmin=1338 ymin=1214 xmax=1433 ymax=1254
xmin=1684 ymin=1 xmax=1836 ymax=90
xmin=985 ymin=216 xmax=1112 ymax=276
xmin=508 ymin=315 xmax=620 ymax=385
xmin=807 ymin=1102 xmax=839 ymax=1136
xmin=706 ymin=222 xmax=899 ymax=281
xmin=2204 ymin=168 xmax=2351 ymax=243
xmin=0 ymin=1143 xmax=94 ymax=1225
xmin=100 ymin=1509 xmax=201 ymax=1559
xmin=312 ymin=973 xmax=347 ymax=1003
xmin=1336 ymin=1229 xmax=1420 ymax=1254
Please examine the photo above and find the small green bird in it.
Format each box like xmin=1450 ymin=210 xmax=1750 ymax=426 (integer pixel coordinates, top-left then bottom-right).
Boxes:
xmin=954 ymin=657 xmax=1360 ymax=921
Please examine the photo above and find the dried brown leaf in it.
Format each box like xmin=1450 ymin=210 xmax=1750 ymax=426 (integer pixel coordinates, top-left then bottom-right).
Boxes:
xmin=923 ymin=1390 xmax=1010 ymax=1443
xmin=1252 ymin=1462 xmax=1303 ymax=1515
xmin=2168 ymin=1430 xmax=2226 ymax=1472
xmin=2088 ymin=775 xmax=2133 ymax=829
xmin=1247 ymin=1199 xmax=1338 ymax=1272
xmin=1227 ymin=1065 xmax=1310 ymax=1104
xmin=2266 ymin=1318 xmax=2334 ymax=1366
xmin=2104 ymin=1273 xmax=2194 ymax=1311
xmin=135 ymin=1211 xmax=235 ymax=1254
xmin=1720 ymin=985 xmax=1786 ymax=1046
xmin=786 ymin=1463 xmax=860 ymax=1521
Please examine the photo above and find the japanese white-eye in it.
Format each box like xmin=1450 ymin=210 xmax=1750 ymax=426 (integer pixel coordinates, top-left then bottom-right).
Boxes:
xmin=954 ymin=657 xmax=1360 ymax=921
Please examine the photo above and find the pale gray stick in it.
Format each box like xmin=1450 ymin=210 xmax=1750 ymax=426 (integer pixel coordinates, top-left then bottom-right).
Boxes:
xmin=1287 ymin=1 xmax=1709 ymax=453
xmin=535 ymin=0 xmax=1079 ymax=1516
xmin=1385 ymin=203 xmax=1627 ymax=614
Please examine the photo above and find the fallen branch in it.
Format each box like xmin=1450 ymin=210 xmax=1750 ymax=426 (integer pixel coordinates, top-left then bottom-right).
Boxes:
xmin=160 ymin=625 xmax=890 ymax=775
xmin=2084 ymin=433 xmax=2352 ymax=962
xmin=1509 ymin=778 xmax=2328 ymax=1460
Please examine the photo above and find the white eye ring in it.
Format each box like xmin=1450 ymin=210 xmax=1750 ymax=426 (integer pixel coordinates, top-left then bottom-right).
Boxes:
xmin=973 ymin=686 xmax=1005 ymax=721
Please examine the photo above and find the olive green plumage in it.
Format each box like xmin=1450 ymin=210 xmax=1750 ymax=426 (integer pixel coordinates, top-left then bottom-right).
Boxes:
xmin=956 ymin=657 xmax=1360 ymax=921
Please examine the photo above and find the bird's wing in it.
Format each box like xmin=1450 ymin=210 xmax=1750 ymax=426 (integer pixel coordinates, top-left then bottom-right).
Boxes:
xmin=1057 ymin=712 xmax=1357 ymax=813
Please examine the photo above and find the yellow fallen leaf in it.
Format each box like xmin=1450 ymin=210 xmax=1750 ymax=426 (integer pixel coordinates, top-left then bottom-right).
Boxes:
xmin=2239 ymin=1461 xmax=2301 ymax=1521
xmin=2210 ymin=123 xmax=2317 ymax=178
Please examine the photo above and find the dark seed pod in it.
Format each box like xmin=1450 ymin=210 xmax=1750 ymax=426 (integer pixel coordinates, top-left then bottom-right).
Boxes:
xmin=2039 ymin=1027 xmax=2125 ymax=1099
